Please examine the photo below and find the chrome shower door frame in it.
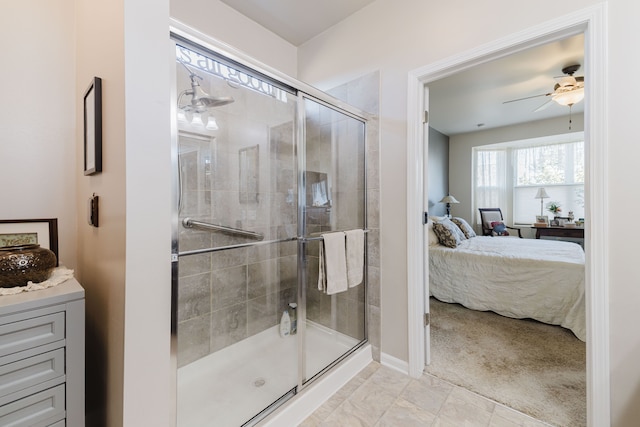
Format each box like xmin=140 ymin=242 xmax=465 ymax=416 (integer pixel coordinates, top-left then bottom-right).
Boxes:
xmin=296 ymin=93 xmax=369 ymax=393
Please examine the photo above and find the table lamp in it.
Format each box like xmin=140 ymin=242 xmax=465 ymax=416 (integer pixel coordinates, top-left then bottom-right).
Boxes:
xmin=534 ymin=188 xmax=549 ymax=216
xmin=439 ymin=194 xmax=459 ymax=218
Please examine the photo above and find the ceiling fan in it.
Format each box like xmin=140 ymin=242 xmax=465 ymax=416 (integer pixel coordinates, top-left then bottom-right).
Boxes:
xmin=504 ymin=64 xmax=585 ymax=112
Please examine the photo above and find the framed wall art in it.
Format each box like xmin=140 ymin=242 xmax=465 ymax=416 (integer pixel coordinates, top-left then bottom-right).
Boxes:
xmin=84 ymin=76 xmax=102 ymax=175
xmin=0 ymin=219 xmax=59 ymax=266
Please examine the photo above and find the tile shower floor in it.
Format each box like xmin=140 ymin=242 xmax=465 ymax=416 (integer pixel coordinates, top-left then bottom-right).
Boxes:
xmin=300 ymin=362 xmax=554 ymax=427
xmin=177 ymin=322 xmax=358 ymax=426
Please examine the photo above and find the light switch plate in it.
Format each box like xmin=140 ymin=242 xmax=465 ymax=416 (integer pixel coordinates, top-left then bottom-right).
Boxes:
xmin=88 ymin=193 xmax=99 ymax=227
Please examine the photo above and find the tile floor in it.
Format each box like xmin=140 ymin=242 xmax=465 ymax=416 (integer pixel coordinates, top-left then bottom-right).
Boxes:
xmin=300 ymin=362 xmax=553 ymax=427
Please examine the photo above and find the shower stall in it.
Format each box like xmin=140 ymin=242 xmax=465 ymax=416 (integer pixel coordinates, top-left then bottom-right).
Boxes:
xmin=171 ymin=35 xmax=368 ymax=426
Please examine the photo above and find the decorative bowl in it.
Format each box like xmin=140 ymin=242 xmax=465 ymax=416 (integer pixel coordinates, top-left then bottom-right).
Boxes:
xmin=0 ymin=244 xmax=57 ymax=288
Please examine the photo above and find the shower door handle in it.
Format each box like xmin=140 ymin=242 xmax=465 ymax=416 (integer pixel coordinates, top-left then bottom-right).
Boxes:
xmin=182 ymin=218 xmax=264 ymax=241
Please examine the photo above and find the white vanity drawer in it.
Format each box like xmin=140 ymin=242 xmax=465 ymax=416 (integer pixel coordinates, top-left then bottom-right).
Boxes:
xmin=0 ymin=312 xmax=65 ymax=357
xmin=0 ymin=384 xmax=65 ymax=427
xmin=0 ymin=348 xmax=65 ymax=398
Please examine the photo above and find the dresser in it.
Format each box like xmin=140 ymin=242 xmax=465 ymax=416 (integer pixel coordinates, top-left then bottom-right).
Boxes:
xmin=0 ymin=278 xmax=84 ymax=427
xmin=531 ymin=226 xmax=584 ymax=240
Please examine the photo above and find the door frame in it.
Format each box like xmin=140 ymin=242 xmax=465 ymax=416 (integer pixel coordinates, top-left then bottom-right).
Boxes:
xmin=406 ymin=4 xmax=609 ymax=426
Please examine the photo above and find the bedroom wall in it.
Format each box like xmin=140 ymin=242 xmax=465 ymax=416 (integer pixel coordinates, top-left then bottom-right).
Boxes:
xmin=448 ymin=115 xmax=584 ymax=236
xmin=428 ymin=127 xmax=449 ymax=218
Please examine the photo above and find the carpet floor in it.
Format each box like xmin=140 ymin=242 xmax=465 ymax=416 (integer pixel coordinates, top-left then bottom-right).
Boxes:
xmin=426 ymin=297 xmax=586 ymax=427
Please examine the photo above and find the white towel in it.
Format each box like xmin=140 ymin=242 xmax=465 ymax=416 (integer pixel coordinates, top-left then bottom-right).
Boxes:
xmin=318 ymin=232 xmax=348 ymax=295
xmin=345 ymin=229 xmax=364 ymax=288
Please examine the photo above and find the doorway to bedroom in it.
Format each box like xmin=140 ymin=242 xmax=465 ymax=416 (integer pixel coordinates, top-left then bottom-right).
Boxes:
xmin=426 ymin=39 xmax=587 ymax=427
xmin=407 ymin=6 xmax=609 ymax=427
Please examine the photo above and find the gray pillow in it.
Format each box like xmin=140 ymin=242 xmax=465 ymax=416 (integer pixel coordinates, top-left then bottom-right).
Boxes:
xmin=451 ymin=217 xmax=477 ymax=239
xmin=432 ymin=218 xmax=466 ymax=248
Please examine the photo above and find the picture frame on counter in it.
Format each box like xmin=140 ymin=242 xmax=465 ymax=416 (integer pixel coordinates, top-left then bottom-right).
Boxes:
xmin=535 ymin=215 xmax=549 ymax=226
xmin=0 ymin=219 xmax=59 ymax=266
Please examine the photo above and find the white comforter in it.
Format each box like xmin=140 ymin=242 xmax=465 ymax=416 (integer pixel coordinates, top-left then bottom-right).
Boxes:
xmin=429 ymin=236 xmax=585 ymax=341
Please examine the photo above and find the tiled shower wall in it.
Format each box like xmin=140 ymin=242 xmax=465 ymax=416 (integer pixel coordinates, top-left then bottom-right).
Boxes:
xmin=177 ymin=118 xmax=298 ymax=367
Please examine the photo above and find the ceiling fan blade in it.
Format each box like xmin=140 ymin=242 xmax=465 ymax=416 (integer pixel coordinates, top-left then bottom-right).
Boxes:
xmin=533 ymin=99 xmax=554 ymax=112
xmin=503 ymin=92 xmax=552 ymax=104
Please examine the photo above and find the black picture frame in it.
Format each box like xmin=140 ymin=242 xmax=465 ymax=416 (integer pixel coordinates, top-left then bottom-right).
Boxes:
xmin=84 ymin=77 xmax=102 ymax=175
xmin=0 ymin=219 xmax=59 ymax=266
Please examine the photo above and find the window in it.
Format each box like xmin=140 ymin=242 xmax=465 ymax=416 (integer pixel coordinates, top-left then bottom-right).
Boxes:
xmin=473 ymin=133 xmax=584 ymax=227
xmin=513 ymin=142 xmax=584 ymax=223
xmin=473 ymin=149 xmax=507 ymax=223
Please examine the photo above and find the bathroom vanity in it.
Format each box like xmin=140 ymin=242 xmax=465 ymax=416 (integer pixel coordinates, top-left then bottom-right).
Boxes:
xmin=0 ymin=278 xmax=85 ymax=426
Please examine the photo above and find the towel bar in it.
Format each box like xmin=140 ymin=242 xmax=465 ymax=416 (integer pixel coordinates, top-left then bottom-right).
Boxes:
xmin=303 ymin=229 xmax=370 ymax=242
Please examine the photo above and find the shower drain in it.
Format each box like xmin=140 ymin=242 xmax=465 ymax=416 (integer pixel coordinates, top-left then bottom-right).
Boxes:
xmin=253 ymin=377 xmax=266 ymax=388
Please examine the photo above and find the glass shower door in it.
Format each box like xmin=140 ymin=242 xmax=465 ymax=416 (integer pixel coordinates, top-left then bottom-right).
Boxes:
xmin=300 ymin=97 xmax=367 ymax=383
xmin=172 ymin=39 xmax=369 ymax=427
xmin=174 ymin=43 xmax=300 ymax=426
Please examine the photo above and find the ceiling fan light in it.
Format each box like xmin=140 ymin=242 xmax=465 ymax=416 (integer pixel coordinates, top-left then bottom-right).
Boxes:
xmin=558 ymin=76 xmax=577 ymax=88
xmin=553 ymin=88 xmax=584 ymax=106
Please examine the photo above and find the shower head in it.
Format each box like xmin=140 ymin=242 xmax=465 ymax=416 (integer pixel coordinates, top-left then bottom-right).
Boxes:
xmin=178 ymin=62 xmax=234 ymax=112
xmin=188 ymin=75 xmax=234 ymax=108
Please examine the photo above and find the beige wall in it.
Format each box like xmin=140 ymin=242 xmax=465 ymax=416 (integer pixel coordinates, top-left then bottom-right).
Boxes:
xmin=75 ymin=0 xmax=127 ymax=424
xmin=121 ymin=1 xmax=173 ymax=426
xmin=298 ymin=0 xmax=640 ymax=425
xmin=0 ymin=0 xmax=76 ymax=268
xmin=170 ymin=0 xmax=298 ymax=77
xmin=607 ymin=1 xmax=640 ymax=425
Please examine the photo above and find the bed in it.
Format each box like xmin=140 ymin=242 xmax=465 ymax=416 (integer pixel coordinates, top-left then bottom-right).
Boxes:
xmin=429 ymin=235 xmax=585 ymax=341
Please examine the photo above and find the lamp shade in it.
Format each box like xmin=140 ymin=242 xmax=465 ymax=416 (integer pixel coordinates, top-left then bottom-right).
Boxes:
xmin=206 ymin=116 xmax=219 ymax=130
xmin=191 ymin=112 xmax=204 ymax=127
xmin=439 ymin=195 xmax=459 ymax=204
xmin=534 ymin=188 xmax=549 ymax=199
